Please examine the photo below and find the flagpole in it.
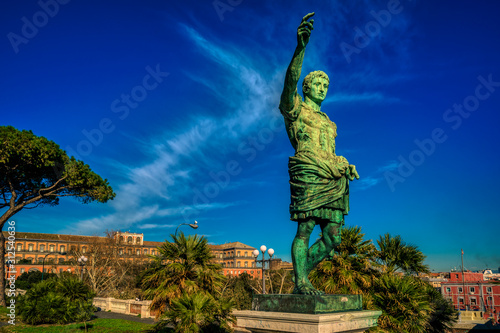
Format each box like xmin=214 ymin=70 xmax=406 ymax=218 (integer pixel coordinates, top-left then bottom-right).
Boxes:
xmin=461 ymin=249 xmax=467 ymax=311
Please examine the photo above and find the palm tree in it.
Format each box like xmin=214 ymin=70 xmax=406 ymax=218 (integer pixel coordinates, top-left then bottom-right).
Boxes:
xmin=162 ymin=292 xmax=235 ymax=333
xmin=140 ymin=232 xmax=234 ymax=332
xmin=371 ymin=275 xmax=431 ymax=333
xmin=141 ymin=232 xmax=224 ymax=313
xmin=425 ymin=284 xmax=458 ymax=333
xmin=310 ymin=226 xmax=378 ymax=297
xmin=376 ymin=233 xmax=430 ymax=275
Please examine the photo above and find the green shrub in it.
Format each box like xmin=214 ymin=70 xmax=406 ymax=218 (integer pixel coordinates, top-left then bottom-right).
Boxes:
xmin=17 ymin=275 xmax=95 ymax=325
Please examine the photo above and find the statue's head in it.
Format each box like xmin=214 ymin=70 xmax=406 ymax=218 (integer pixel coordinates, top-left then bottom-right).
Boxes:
xmin=302 ymin=71 xmax=330 ymax=104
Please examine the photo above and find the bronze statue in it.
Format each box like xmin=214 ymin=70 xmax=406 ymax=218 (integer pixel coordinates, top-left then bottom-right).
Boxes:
xmin=280 ymin=13 xmax=360 ymax=295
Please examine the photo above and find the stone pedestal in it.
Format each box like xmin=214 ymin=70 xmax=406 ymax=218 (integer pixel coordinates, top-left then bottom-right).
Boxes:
xmin=234 ymin=294 xmax=381 ymax=333
xmin=234 ymin=309 xmax=381 ymax=333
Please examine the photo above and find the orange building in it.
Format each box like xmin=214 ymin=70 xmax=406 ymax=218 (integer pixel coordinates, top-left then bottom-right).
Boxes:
xmin=3 ymin=231 xmax=262 ymax=279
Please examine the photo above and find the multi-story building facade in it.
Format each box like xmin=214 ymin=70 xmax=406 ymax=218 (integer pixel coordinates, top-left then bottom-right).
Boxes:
xmin=209 ymin=241 xmax=262 ymax=278
xmin=3 ymin=231 xmax=262 ymax=279
xmin=441 ymin=271 xmax=500 ymax=320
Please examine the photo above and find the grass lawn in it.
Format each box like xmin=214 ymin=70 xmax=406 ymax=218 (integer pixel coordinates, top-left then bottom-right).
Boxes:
xmin=0 ymin=318 xmax=173 ymax=333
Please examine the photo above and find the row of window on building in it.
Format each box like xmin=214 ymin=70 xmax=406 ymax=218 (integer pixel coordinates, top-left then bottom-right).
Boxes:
xmin=445 ymin=286 xmax=494 ymax=294
xmin=222 ymin=261 xmax=255 ymax=268
xmin=13 ymin=243 xmax=158 ymax=256
xmin=214 ymin=250 xmax=254 ymax=259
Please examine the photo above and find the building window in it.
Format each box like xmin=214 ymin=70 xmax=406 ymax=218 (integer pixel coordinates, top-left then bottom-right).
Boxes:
xmin=136 ymin=249 xmax=140 ymax=256
xmin=244 ymin=251 xmax=248 ymax=257
xmin=237 ymin=251 xmax=240 ymax=257
xmin=16 ymin=244 xmax=22 ymax=252
xmin=252 ymin=262 xmax=255 ymax=267
xmin=458 ymin=287 xmax=463 ymax=293
xmin=127 ymin=236 xmax=133 ymax=243
xmin=119 ymin=248 xmax=124 ymax=255
xmin=39 ymin=245 xmax=45 ymax=252
xmin=128 ymin=249 xmax=132 ymax=255
xmin=487 ymin=296 xmax=493 ymax=304
xmin=470 ymin=287 xmax=475 ymax=293
xmin=119 ymin=236 xmax=124 ymax=242
xmin=151 ymin=250 xmax=155 ymax=255
xmin=70 ymin=245 xmax=76 ymax=252
xmin=136 ymin=237 xmax=141 ymax=244
xmin=237 ymin=262 xmax=241 ymax=268
xmin=144 ymin=249 xmax=148 ymax=254
xmin=20 ymin=268 xmax=25 ymax=274
xmin=470 ymin=298 xmax=477 ymax=306
xmin=487 ymin=287 xmax=492 ymax=293
xmin=28 ymin=244 xmax=33 ymax=252
xmin=50 ymin=245 xmax=55 ymax=252
xmin=459 ymin=297 xmax=464 ymax=304
xmin=244 ymin=262 xmax=248 ymax=267
xmin=446 ymin=287 xmax=451 ymax=293
xmin=60 ymin=245 xmax=66 ymax=253
xmin=455 ymin=274 xmax=459 ymax=279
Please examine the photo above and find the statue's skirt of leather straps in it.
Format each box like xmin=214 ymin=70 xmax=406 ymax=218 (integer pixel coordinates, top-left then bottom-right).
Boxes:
xmin=288 ymin=153 xmax=349 ymax=223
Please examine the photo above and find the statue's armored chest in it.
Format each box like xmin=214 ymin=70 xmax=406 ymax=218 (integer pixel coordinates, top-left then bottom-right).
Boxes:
xmin=291 ymin=107 xmax=337 ymax=155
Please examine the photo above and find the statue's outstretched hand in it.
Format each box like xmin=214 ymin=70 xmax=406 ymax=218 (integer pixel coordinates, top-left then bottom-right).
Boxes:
xmin=297 ymin=12 xmax=315 ymax=49
xmin=347 ymin=165 xmax=360 ymax=181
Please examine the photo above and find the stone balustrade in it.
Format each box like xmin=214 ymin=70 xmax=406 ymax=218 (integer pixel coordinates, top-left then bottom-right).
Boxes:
xmin=93 ymin=297 xmax=155 ymax=319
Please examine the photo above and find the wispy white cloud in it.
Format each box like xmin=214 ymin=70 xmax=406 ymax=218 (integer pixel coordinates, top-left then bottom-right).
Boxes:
xmin=138 ymin=223 xmax=176 ymax=230
xmin=65 ymin=25 xmax=282 ymax=235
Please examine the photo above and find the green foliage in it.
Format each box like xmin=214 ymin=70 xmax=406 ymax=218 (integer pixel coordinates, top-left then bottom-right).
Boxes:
xmin=376 ymin=233 xmax=430 ymax=275
xmin=156 ymin=292 xmax=234 ymax=333
xmin=221 ymin=273 xmax=255 ymax=310
xmin=311 ymin=226 xmax=456 ymax=332
xmin=141 ymin=232 xmax=235 ymax=332
xmin=15 ymin=270 xmax=58 ymax=290
xmin=372 ymin=275 xmax=431 ymax=332
xmin=426 ymin=286 xmax=458 ymax=333
xmin=0 ymin=125 xmax=115 ymax=218
xmin=17 ymin=275 xmax=95 ymax=325
xmin=311 ymin=225 xmax=377 ymax=295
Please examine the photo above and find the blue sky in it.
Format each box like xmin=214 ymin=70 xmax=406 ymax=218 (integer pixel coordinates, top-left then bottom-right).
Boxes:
xmin=2 ymin=0 xmax=500 ymax=272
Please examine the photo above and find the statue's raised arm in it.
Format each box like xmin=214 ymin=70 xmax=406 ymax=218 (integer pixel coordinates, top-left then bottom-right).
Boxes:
xmin=280 ymin=13 xmax=315 ymax=112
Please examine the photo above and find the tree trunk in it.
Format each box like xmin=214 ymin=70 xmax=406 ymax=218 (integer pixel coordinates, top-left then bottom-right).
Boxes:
xmin=0 ymin=230 xmax=6 ymax=306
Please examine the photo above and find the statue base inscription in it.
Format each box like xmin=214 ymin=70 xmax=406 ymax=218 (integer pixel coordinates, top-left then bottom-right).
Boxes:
xmin=234 ymin=309 xmax=381 ymax=333
xmin=252 ymin=294 xmax=362 ymax=314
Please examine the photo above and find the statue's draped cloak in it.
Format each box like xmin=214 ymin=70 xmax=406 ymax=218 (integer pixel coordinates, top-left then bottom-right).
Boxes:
xmin=280 ymin=93 xmax=350 ymax=223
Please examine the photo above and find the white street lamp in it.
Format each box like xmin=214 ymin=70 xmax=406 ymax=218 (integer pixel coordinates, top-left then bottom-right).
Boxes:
xmin=254 ymin=245 xmax=274 ymax=294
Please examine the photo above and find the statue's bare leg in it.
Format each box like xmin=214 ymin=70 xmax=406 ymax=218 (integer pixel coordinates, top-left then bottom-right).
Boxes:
xmin=305 ymin=211 xmax=343 ymax=275
xmin=291 ymin=219 xmax=319 ymax=294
